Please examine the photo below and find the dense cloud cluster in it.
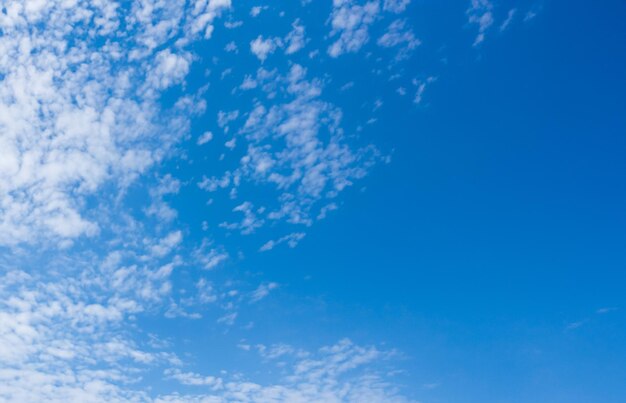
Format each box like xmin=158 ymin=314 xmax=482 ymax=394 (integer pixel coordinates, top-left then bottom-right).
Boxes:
xmin=0 ymin=0 xmax=534 ymax=400
xmin=0 ymin=0 xmax=231 ymax=246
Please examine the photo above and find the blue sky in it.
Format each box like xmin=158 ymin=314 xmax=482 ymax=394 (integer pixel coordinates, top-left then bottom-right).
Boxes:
xmin=0 ymin=0 xmax=625 ymax=402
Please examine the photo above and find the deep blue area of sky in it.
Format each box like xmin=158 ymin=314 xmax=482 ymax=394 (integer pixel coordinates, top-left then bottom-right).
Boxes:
xmin=153 ymin=1 xmax=625 ymax=401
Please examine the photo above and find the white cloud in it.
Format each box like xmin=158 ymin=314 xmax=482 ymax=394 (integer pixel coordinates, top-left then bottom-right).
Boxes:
xmin=285 ymin=19 xmax=307 ymax=54
xmin=259 ymin=232 xmax=306 ymax=252
xmin=499 ymin=8 xmax=517 ymax=31
xmin=250 ymin=35 xmax=281 ymax=62
xmin=164 ymin=368 xmax=223 ymax=388
xmin=0 ymin=0 xmax=228 ymax=248
xmin=383 ymin=0 xmax=411 ymax=13
xmin=149 ymin=231 xmax=183 ymax=258
xmin=340 ymin=81 xmax=355 ymax=91
xmin=377 ymin=19 xmax=420 ymax=60
xmin=157 ymin=339 xmax=412 ymax=402
xmin=145 ymin=175 xmax=182 ymax=222
xmin=219 ymin=201 xmax=264 ymax=235
xmin=199 ymin=64 xmax=379 ymax=231
xmin=224 ymin=40 xmax=238 ymax=53
xmin=249 ymin=282 xmax=279 ymax=302
xmin=0 ymin=252 xmax=177 ymax=402
xmin=250 ymin=5 xmax=267 ymax=17
xmin=198 ymin=171 xmax=234 ymax=192
xmin=0 ymin=3 xmax=424 ymax=402
xmin=467 ymin=0 xmax=494 ymax=46
xmin=196 ymin=279 xmax=219 ymax=304
xmin=224 ymin=138 xmax=237 ymax=150
xmin=182 ymin=0 xmax=233 ymax=42
xmin=224 ymin=20 xmax=243 ymax=29
xmin=129 ymin=0 xmax=231 ymax=54
xmin=147 ymin=49 xmax=191 ymax=90
xmin=217 ymin=110 xmax=240 ymax=128
xmin=0 ymin=238 xmax=411 ymax=402
xmin=197 ymin=131 xmax=214 ymax=145
xmin=328 ymin=0 xmax=380 ymax=57
xmin=193 ymin=239 xmax=229 ymax=270
xmin=317 ymin=202 xmax=339 ymax=220
xmin=413 ymin=76 xmax=437 ymax=104
xmin=254 ymin=343 xmax=308 ymax=360
xmin=524 ymin=9 xmax=538 ymax=22
xmin=217 ymin=311 xmax=237 ymax=325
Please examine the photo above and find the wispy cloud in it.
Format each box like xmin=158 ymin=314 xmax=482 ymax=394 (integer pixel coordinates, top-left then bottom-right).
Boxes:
xmin=467 ymin=0 xmax=494 ymax=46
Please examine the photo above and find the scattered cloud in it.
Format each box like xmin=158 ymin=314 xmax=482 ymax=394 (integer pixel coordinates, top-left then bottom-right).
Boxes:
xmin=0 ymin=1 xmax=539 ymax=401
xmin=565 ymin=320 xmax=587 ymax=331
xmin=250 ymin=35 xmax=281 ymax=62
xmin=158 ymin=339 xmax=411 ymax=402
xmin=145 ymin=175 xmax=182 ymax=223
xmin=0 ymin=0 xmax=229 ymax=248
xmin=224 ymin=20 xmax=244 ymax=29
xmin=328 ymin=0 xmax=381 ymax=57
xmin=147 ymin=49 xmax=191 ymax=90
xmin=285 ymin=19 xmax=308 ymax=54
xmin=219 ymin=202 xmax=265 ymax=235
xmin=250 ymin=282 xmax=279 ymax=303
xmin=500 ymin=8 xmax=517 ymax=31
xmin=384 ymin=0 xmax=411 ymax=13
xmin=217 ymin=311 xmax=238 ymax=326
xmin=193 ymin=240 xmax=229 ymax=270
xmin=260 ymin=232 xmax=306 ymax=252
xmin=413 ymin=76 xmax=437 ymax=104
xmin=467 ymin=0 xmax=494 ymax=46
xmin=199 ymin=64 xmax=380 ymax=231
xmin=224 ymin=41 xmax=238 ymax=53
xmin=149 ymin=231 xmax=183 ymax=259
xmin=524 ymin=5 xmax=542 ymax=23
xmin=378 ymin=19 xmax=421 ymax=60
xmin=250 ymin=5 xmax=268 ymax=18
xmin=164 ymin=368 xmax=223 ymax=388
xmin=197 ymin=131 xmax=214 ymax=145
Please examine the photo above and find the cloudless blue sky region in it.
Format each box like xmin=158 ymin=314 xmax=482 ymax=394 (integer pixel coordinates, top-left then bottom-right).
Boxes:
xmin=0 ymin=0 xmax=624 ymax=402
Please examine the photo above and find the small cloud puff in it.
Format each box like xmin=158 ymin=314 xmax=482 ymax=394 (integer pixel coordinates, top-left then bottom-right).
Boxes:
xmin=197 ymin=131 xmax=214 ymax=145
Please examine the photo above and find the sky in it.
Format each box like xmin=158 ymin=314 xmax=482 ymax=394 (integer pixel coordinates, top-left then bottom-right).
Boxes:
xmin=0 ymin=0 xmax=625 ymax=402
